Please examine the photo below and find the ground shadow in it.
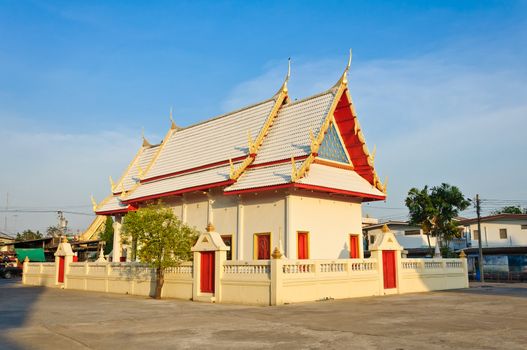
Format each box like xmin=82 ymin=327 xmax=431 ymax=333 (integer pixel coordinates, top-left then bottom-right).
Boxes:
xmin=0 ymin=278 xmax=46 ymax=349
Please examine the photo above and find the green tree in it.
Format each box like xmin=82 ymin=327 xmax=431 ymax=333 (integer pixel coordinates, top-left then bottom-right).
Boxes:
xmin=46 ymin=225 xmax=62 ymax=237
xmin=15 ymin=230 xmax=43 ymax=241
xmin=121 ymin=205 xmax=199 ymax=299
xmin=405 ymin=183 xmax=470 ymax=257
xmin=492 ymin=206 xmax=523 ymax=215
xmin=99 ymin=216 xmax=114 ymax=255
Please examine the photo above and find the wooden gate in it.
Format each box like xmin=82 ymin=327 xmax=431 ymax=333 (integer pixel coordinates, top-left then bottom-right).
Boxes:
xmin=297 ymin=232 xmax=309 ymax=259
xmin=382 ymin=250 xmax=396 ymax=289
xmin=200 ymin=252 xmax=215 ymax=293
xmin=349 ymin=235 xmax=359 ymax=258
xmin=58 ymin=256 xmax=65 ymax=283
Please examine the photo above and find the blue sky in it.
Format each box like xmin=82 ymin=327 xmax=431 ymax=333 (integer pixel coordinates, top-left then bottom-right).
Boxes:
xmin=1 ymin=0 xmax=526 ymax=233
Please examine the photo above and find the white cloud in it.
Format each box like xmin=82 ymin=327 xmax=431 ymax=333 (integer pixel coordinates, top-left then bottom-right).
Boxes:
xmin=0 ymin=123 xmax=154 ymax=234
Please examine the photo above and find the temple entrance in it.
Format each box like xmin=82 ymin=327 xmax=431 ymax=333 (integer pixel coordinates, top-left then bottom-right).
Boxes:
xmin=297 ymin=232 xmax=309 ymax=259
xmin=58 ymin=256 xmax=65 ymax=283
xmin=349 ymin=235 xmax=359 ymax=258
xmin=382 ymin=250 xmax=396 ymax=289
xmin=200 ymin=251 xmax=215 ymax=293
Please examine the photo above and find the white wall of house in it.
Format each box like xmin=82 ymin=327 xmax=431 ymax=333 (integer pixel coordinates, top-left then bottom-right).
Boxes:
xmin=465 ymin=219 xmax=527 ymax=248
xmin=366 ymin=225 xmax=437 ymax=250
xmin=287 ymin=193 xmax=363 ymax=259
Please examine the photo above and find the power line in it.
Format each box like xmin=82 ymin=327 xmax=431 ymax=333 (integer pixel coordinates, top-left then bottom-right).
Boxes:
xmin=0 ymin=209 xmax=94 ymax=216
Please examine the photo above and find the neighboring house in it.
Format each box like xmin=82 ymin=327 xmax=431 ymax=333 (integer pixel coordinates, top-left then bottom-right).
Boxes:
xmin=363 ymin=221 xmax=437 ymax=257
xmin=0 ymin=231 xmax=15 ymax=252
xmin=459 ymin=214 xmax=527 ymax=277
xmin=93 ymin=62 xmax=387 ymax=262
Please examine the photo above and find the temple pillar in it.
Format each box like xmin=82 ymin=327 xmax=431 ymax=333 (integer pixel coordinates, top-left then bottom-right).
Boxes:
xmin=112 ymin=215 xmax=122 ymax=262
xmin=236 ymin=201 xmax=244 ymax=260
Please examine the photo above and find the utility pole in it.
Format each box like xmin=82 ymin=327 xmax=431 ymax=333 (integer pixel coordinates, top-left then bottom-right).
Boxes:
xmin=476 ymin=194 xmax=484 ymax=282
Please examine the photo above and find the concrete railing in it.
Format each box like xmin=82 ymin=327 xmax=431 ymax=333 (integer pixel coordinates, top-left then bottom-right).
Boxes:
xmin=220 ymin=260 xmax=272 ymax=305
xmin=23 ymin=255 xmax=469 ymax=306
xmin=398 ymin=258 xmax=468 ymax=293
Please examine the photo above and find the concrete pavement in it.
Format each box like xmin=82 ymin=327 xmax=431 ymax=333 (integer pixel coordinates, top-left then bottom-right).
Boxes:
xmin=1 ymin=279 xmax=526 ymax=349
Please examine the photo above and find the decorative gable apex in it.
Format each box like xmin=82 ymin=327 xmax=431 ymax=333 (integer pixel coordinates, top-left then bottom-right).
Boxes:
xmin=318 ymin=123 xmax=350 ymax=164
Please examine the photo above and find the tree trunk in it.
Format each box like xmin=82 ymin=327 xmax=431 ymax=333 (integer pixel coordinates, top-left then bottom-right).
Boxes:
xmin=426 ymin=233 xmax=433 ymax=256
xmin=154 ymin=267 xmax=164 ymax=299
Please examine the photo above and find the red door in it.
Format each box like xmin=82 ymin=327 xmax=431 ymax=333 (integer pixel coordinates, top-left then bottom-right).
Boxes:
xmin=58 ymin=256 xmax=65 ymax=283
xmin=382 ymin=250 xmax=397 ymax=289
xmin=349 ymin=235 xmax=359 ymax=258
xmin=200 ymin=252 xmax=215 ymax=293
xmin=297 ymin=232 xmax=308 ymax=259
xmin=257 ymin=234 xmax=270 ymax=260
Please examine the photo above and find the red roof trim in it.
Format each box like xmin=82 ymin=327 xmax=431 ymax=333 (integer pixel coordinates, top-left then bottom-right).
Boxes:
xmin=95 ymin=204 xmax=136 ymax=216
xmin=224 ymin=183 xmax=386 ymax=200
xmin=122 ymin=180 xmax=235 ymax=204
xmin=141 ymin=156 xmax=246 ymax=183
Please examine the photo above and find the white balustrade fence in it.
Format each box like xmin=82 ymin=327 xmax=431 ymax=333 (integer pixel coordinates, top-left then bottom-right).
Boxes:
xmin=23 ymin=254 xmax=468 ymax=306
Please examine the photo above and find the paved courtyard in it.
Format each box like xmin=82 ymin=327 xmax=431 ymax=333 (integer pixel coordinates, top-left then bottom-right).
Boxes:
xmin=1 ymin=279 xmax=526 ymax=349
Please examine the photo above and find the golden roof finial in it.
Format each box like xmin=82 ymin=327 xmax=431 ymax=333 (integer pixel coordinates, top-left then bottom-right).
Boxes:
xmin=275 ymin=57 xmax=291 ymax=96
xmin=291 ymin=156 xmax=298 ymax=182
xmin=382 ymin=224 xmax=390 ymax=233
xmin=141 ymin=127 xmax=152 ymax=147
xmin=332 ymin=49 xmax=353 ymax=89
xmin=342 ymin=48 xmax=352 ymax=85
xmin=169 ymin=106 xmax=179 ymax=130
xmin=382 ymin=176 xmax=388 ymax=193
xmin=109 ymin=176 xmax=115 ymax=191
xmin=90 ymin=195 xmax=97 ymax=211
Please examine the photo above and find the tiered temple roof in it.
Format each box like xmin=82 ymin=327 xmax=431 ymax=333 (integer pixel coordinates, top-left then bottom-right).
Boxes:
xmin=93 ymin=55 xmax=387 ymax=215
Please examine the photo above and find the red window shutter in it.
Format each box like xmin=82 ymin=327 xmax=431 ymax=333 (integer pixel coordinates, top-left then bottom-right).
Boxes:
xmin=257 ymin=234 xmax=270 ymax=259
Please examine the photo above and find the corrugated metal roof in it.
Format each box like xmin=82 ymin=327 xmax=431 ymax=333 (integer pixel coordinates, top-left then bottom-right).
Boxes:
xmin=298 ymin=163 xmax=385 ymax=197
xmin=116 ymin=145 xmax=160 ymax=192
xmin=125 ymin=164 xmax=233 ymax=201
xmin=253 ymin=92 xmax=335 ymax=165
xmin=225 ymin=162 xmax=302 ymax=192
xmin=96 ymin=195 xmax=127 ymax=213
xmin=225 ymin=162 xmax=384 ymax=198
xmin=144 ymin=100 xmax=276 ymax=180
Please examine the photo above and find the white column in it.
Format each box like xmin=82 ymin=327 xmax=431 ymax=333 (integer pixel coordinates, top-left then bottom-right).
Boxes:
xmin=181 ymin=197 xmax=187 ymax=224
xmin=207 ymin=197 xmax=214 ymax=226
xmin=236 ymin=200 xmax=244 ymax=260
xmin=112 ymin=215 xmax=122 ymax=262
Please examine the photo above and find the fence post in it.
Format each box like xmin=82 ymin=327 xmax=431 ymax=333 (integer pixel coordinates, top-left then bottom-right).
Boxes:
xmin=271 ymin=247 xmax=284 ymax=306
xmin=22 ymin=256 xmax=29 ymax=285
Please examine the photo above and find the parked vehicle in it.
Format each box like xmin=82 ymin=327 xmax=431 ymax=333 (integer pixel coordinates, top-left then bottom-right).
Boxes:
xmin=0 ymin=266 xmax=22 ymax=279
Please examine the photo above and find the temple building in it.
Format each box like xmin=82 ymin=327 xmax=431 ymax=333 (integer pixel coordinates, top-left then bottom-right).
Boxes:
xmin=92 ymin=56 xmax=387 ymax=263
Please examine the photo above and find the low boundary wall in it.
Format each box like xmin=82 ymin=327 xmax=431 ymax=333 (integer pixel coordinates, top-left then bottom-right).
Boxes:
xmin=23 ymin=257 xmax=468 ymax=305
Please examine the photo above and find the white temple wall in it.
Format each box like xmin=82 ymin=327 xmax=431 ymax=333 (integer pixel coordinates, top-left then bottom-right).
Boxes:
xmin=181 ymin=195 xmax=209 ymax=232
xmin=240 ymin=193 xmax=286 ymax=259
xmin=211 ymin=195 xmax=238 ymax=237
xmin=287 ymin=194 xmax=363 ymax=259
